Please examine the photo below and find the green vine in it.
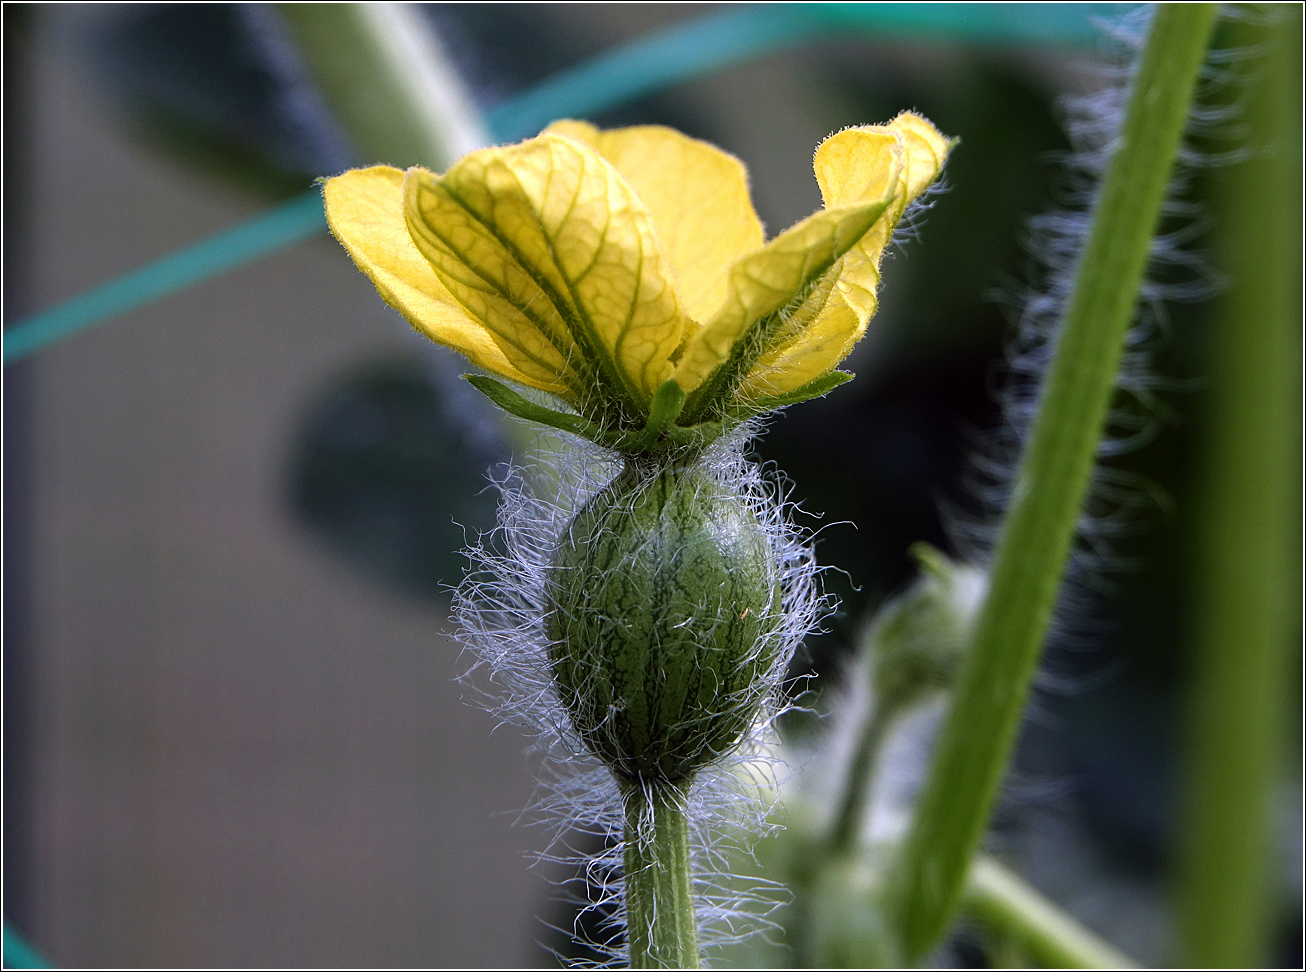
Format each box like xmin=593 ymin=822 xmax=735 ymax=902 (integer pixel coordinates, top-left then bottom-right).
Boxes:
xmin=275 ymin=2 xmax=486 ymax=170
xmin=963 ymin=855 xmax=1135 ymax=969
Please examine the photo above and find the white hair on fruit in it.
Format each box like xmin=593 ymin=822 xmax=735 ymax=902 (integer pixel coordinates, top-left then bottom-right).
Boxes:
xmin=452 ymin=423 xmax=829 ymax=966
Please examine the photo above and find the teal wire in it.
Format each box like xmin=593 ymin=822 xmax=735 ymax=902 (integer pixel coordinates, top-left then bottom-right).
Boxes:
xmin=3 ymin=924 xmax=55 ymax=970
xmin=3 ymin=193 xmax=327 ymax=363
xmin=2 ymin=2 xmax=1129 ymax=365
xmin=491 ymin=3 xmax=1124 ymax=141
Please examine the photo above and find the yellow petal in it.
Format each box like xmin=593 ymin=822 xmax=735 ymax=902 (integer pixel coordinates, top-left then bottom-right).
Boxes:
xmin=814 ymin=127 xmax=904 ymax=210
xmin=404 ymin=135 xmax=683 ymax=410
xmin=402 ymin=165 xmax=580 ymax=394
xmin=548 ymin=120 xmax=764 ymax=324
xmin=814 ymin=116 xmax=950 ymax=322
xmin=739 ymin=114 xmax=950 ymax=400
xmin=890 ymin=111 xmax=953 ymax=201
xmin=814 ymin=127 xmax=905 ymax=323
xmin=738 ymin=289 xmax=860 ymax=399
xmin=322 ymin=166 xmax=547 ymax=390
xmin=671 ymin=199 xmax=890 ymax=398
xmin=541 ymin=119 xmax=599 ymax=144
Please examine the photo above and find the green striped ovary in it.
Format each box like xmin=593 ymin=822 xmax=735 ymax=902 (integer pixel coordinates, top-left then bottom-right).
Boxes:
xmin=546 ymin=464 xmax=783 ymax=785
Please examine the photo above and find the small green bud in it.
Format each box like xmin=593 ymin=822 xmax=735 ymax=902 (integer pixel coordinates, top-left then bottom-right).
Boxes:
xmin=868 ymin=543 xmax=986 ymax=717
xmin=545 ymin=462 xmax=782 ymax=785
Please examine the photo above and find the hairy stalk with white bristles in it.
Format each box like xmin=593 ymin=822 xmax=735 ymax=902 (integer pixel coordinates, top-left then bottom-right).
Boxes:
xmin=886 ymin=5 xmax=1219 ymax=960
xmin=777 ymin=8 xmax=1257 ymax=966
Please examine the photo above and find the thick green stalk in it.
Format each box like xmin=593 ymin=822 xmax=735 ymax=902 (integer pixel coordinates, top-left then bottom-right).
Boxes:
xmin=275 ymin=2 xmax=488 ymax=170
xmin=963 ymin=856 xmax=1135 ymax=969
xmin=1176 ymin=9 xmax=1300 ymax=967
xmin=624 ymin=784 xmax=700 ymax=969
xmin=886 ymin=5 xmax=1218 ymax=960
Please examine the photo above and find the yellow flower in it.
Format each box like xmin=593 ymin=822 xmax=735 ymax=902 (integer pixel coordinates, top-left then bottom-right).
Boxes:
xmin=323 ymin=114 xmax=951 ymax=452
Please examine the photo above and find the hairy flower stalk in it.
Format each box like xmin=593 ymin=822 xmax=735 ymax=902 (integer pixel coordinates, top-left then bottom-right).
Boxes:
xmin=322 ymin=115 xmax=949 ymax=965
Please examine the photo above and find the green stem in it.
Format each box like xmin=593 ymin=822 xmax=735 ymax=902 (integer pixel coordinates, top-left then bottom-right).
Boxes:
xmin=963 ymin=856 xmax=1136 ymax=969
xmin=275 ymin=2 xmax=488 ymax=170
xmin=827 ymin=703 xmax=895 ymax=857
xmin=1175 ymin=9 xmax=1300 ymax=968
xmin=886 ymin=5 xmax=1218 ymax=960
xmin=624 ymin=783 xmax=701 ymax=969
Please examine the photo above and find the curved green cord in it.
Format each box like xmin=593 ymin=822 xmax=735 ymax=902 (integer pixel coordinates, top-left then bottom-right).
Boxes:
xmin=3 ymin=2 xmax=1129 ymax=365
xmin=477 ymin=2 xmax=1128 ymax=140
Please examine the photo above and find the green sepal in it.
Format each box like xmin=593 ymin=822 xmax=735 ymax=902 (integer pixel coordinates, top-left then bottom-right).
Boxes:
xmin=622 ymin=420 xmax=730 ymax=456
xmin=729 ymin=370 xmax=855 ymax=418
xmin=678 ymin=196 xmax=889 ymax=426
xmin=464 ymin=374 xmax=606 ymax=441
xmin=620 ymin=379 xmax=687 ymax=452
xmin=468 ymin=373 xmax=730 ymax=459
xmin=644 ymin=379 xmax=687 ymax=435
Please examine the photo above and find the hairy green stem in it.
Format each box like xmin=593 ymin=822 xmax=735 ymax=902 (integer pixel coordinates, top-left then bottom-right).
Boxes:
xmin=963 ymin=856 xmax=1135 ymax=969
xmin=886 ymin=5 xmax=1218 ymax=959
xmin=1176 ymin=9 xmax=1301 ymax=967
xmin=624 ymin=783 xmax=700 ymax=969
xmin=827 ymin=703 xmax=895 ymax=858
xmin=275 ymin=2 xmax=488 ymax=170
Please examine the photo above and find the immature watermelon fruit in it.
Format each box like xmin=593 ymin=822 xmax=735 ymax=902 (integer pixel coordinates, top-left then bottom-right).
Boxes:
xmin=546 ymin=462 xmax=783 ymax=784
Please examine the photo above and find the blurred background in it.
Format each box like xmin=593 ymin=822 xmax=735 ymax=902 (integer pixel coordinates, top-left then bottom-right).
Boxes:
xmin=2 ymin=3 xmax=1299 ymax=968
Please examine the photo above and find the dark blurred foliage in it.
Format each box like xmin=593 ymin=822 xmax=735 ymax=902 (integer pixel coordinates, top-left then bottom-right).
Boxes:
xmin=288 ymin=355 xmax=507 ymax=596
xmin=82 ymin=5 xmax=351 ymax=197
xmin=78 ymin=4 xmax=710 ymax=197
xmin=61 ymin=4 xmax=1300 ymax=966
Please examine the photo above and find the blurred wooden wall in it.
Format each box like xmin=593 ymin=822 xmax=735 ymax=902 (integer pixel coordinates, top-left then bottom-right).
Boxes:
xmin=17 ymin=7 xmax=555 ymax=966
